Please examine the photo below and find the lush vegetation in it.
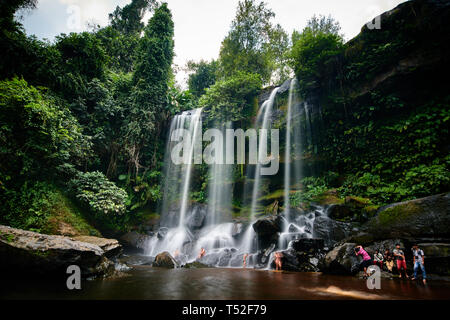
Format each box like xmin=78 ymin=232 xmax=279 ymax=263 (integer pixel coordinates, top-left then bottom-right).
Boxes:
xmin=0 ymin=0 xmax=448 ymax=235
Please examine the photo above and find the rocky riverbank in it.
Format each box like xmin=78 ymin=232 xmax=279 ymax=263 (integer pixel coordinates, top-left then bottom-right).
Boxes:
xmin=0 ymin=225 xmax=124 ymax=280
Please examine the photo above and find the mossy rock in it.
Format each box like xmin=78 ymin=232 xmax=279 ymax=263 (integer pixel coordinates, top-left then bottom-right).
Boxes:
xmin=365 ymin=193 xmax=450 ymax=240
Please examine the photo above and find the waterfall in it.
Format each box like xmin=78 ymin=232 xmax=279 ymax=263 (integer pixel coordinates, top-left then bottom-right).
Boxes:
xmin=148 ymin=108 xmax=202 ymax=257
xmin=241 ymin=87 xmax=280 ymax=254
xmin=206 ymin=123 xmax=233 ymax=226
xmin=146 ymin=78 xmax=324 ymax=269
xmin=178 ymin=108 xmax=203 ymax=227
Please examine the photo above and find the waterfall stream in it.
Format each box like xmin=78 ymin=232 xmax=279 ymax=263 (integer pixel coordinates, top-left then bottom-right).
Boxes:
xmin=145 ymin=79 xmax=323 ymax=268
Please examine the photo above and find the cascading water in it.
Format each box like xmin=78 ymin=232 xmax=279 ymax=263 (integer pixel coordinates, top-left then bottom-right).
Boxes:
xmin=146 ymin=108 xmax=202 ymax=258
xmin=145 ymin=78 xmax=325 ymax=269
xmin=241 ymin=87 xmax=280 ymax=255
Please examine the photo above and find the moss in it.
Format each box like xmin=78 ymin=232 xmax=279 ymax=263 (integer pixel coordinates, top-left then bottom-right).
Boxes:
xmin=41 ymin=190 xmax=101 ymax=237
xmin=0 ymin=232 xmax=15 ymax=243
xmin=258 ymin=189 xmax=285 ymax=201
xmin=362 ymin=205 xmax=380 ymax=219
xmin=376 ymin=202 xmax=420 ymax=227
xmin=313 ymin=193 xmax=344 ymax=205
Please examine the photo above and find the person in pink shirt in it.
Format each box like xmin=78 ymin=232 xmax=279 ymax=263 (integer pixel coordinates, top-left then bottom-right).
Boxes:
xmin=354 ymin=245 xmax=373 ymax=277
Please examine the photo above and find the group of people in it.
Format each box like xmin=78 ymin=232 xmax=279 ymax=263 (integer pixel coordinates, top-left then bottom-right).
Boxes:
xmin=355 ymin=244 xmax=427 ymax=284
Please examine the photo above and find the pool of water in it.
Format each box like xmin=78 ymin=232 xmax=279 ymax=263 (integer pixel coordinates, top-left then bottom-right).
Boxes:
xmin=3 ymin=266 xmax=450 ymax=300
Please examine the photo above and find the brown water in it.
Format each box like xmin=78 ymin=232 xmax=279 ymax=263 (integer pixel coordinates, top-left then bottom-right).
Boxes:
xmin=3 ymin=266 xmax=450 ymax=300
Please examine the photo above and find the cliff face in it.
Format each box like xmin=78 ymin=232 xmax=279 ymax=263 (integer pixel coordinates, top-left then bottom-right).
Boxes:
xmin=256 ymin=0 xmax=449 ymax=204
xmin=343 ymin=0 xmax=450 ymax=102
xmin=302 ymin=0 xmax=450 ymax=198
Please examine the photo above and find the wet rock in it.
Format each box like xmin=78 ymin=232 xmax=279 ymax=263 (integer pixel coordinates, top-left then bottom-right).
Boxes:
xmin=418 ymin=243 xmax=450 ymax=275
xmin=327 ymin=204 xmax=352 ymax=221
xmin=120 ymin=231 xmax=151 ymax=251
xmin=231 ymin=222 xmax=246 ymax=239
xmin=182 ymin=261 xmax=210 ymax=269
xmin=283 ymin=207 xmax=305 ymax=221
xmin=73 ymin=235 xmax=122 ymax=259
xmin=157 ymin=227 xmax=169 ymax=240
xmin=186 ymin=204 xmax=208 ymax=230
xmin=323 ymin=243 xmax=360 ymax=275
xmin=119 ymin=254 xmax=154 ymax=266
xmin=289 ymin=238 xmax=325 ymax=253
xmin=152 ymin=251 xmax=178 ymax=268
xmin=253 ymin=215 xmax=284 ymax=251
xmin=313 ymin=216 xmax=353 ymax=247
xmin=0 ymin=225 xmax=116 ymax=279
xmin=253 ymin=215 xmax=283 ymax=235
xmin=269 ymin=249 xmax=321 ymax=272
xmin=366 ymin=193 xmax=450 ymax=240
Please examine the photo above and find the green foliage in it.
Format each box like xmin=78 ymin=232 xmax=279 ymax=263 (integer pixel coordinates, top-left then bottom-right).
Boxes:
xmin=55 ymin=32 xmax=107 ymax=83
xmin=109 ymin=0 xmax=155 ymax=35
xmin=290 ymin=26 xmax=344 ymax=96
xmin=199 ymin=71 xmax=262 ymax=123
xmin=125 ymin=2 xmax=174 ymax=176
xmin=0 ymin=78 xmax=90 ymax=181
xmin=290 ymin=176 xmax=328 ymax=207
xmin=1 ymin=181 xmax=58 ymax=232
xmin=187 ymin=60 xmax=218 ymax=98
xmin=69 ymin=171 xmax=128 ymax=216
xmin=218 ymin=0 xmax=290 ymax=84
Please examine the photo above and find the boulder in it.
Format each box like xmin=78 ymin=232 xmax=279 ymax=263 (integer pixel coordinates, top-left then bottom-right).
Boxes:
xmin=366 ymin=193 xmax=450 ymax=240
xmin=418 ymin=243 xmax=450 ymax=275
xmin=72 ymin=235 xmax=122 ymax=259
xmin=182 ymin=261 xmax=210 ymax=269
xmin=327 ymin=204 xmax=352 ymax=221
xmin=152 ymin=251 xmax=178 ymax=268
xmin=269 ymin=248 xmax=320 ymax=272
xmin=313 ymin=216 xmax=353 ymax=247
xmin=120 ymin=231 xmax=151 ymax=251
xmin=253 ymin=215 xmax=283 ymax=235
xmin=253 ymin=215 xmax=284 ymax=251
xmin=323 ymin=243 xmax=360 ymax=275
xmin=0 ymin=225 xmax=115 ymax=279
xmin=186 ymin=204 xmax=208 ymax=230
xmin=289 ymin=238 xmax=325 ymax=253
xmin=157 ymin=227 xmax=169 ymax=240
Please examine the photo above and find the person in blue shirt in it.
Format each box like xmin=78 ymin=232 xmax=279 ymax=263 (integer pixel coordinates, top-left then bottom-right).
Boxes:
xmin=411 ymin=244 xmax=427 ymax=284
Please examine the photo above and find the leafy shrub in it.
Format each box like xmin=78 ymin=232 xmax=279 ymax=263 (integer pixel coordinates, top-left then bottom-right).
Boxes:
xmin=1 ymin=181 xmax=59 ymax=233
xmin=400 ymin=163 xmax=450 ymax=198
xmin=199 ymin=71 xmax=262 ymax=123
xmin=70 ymin=171 xmax=128 ymax=216
xmin=290 ymin=176 xmax=328 ymax=207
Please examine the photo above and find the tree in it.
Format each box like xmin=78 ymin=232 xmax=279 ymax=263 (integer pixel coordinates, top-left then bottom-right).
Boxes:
xmin=109 ymin=0 xmax=156 ymax=35
xmin=218 ymin=0 xmax=289 ymax=84
xmin=125 ymin=2 xmax=174 ymax=177
xmin=290 ymin=15 xmax=344 ymax=96
xmin=292 ymin=14 xmax=343 ymax=44
xmin=199 ymin=71 xmax=262 ymax=123
xmin=187 ymin=60 xmax=218 ymax=98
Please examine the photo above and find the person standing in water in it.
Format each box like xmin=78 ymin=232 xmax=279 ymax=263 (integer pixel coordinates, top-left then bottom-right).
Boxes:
xmin=243 ymin=253 xmax=249 ymax=268
xmin=411 ymin=244 xmax=427 ymax=284
xmin=274 ymin=251 xmax=283 ymax=271
xmin=393 ymin=244 xmax=409 ymax=279
xmin=354 ymin=245 xmax=373 ymax=277
xmin=198 ymin=247 xmax=206 ymax=259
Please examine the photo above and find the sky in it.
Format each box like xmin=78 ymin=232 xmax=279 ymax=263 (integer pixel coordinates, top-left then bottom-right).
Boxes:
xmin=20 ymin=0 xmax=407 ymax=86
